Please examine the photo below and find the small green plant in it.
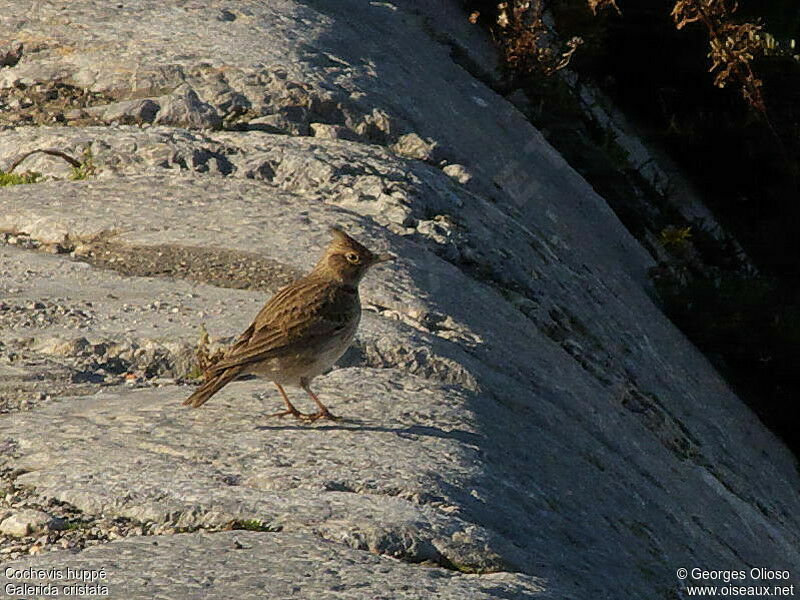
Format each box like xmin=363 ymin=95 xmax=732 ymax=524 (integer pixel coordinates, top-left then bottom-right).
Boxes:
xmin=227 ymin=519 xmax=273 ymax=532
xmin=0 ymin=170 xmax=43 ymax=186
xmin=658 ymin=226 xmax=693 ymax=248
xmin=68 ymin=148 xmax=97 ymax=181
xmin=186 ymin=364 xmax=204 ymax=380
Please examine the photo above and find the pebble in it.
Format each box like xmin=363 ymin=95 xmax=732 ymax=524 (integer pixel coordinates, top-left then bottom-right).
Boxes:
xmin=442 ymin=163 xmax=472 ymax=185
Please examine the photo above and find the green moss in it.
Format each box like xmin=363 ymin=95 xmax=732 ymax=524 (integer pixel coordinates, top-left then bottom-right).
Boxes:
xmin=0 ymin=171 xmax=44 ymax=186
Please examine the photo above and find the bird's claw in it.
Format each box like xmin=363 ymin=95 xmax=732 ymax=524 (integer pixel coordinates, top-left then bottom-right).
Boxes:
xmin=299 ymin=409 xmax=341 ymax=422
xmin=266 ymin=408 xmax=312 ymax=420
xmin=266 ymin=409 xmax=340 ymax=421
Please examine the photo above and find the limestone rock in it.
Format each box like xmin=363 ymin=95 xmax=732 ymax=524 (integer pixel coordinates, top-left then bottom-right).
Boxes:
xmin=309 ymin=122 xmax=360 ymax=141
xmin=0 ymin=509 xmax=51 ymax=537
xmin=102 ymin=98 xmax=160 ymax=125
xmin=32 ymin=337 xmax=91 ymax=357
xmin=391 ymin=132 xmax=438 ymax=162
xmin=0 ymin=531 xmax=548 ymax=599
xmin=247 ymin=114 xmax=306 ymax=136
xmin=153 ymin=86 xmax=222 ymax=130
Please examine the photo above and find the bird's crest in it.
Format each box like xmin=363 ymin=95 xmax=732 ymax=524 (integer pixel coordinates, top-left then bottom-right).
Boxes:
xmin=328 ymin=227 xmax=370 ymax=256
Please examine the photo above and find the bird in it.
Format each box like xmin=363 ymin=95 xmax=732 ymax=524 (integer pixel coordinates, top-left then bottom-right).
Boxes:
xmin=182 ymin=227 xmax=392 ymax=420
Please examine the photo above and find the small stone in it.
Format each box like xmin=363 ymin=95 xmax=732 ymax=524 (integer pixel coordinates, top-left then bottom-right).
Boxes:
xmin=247 ymin=114 xmax=306 ymax=135
xmin=309 ymin=123 xmax=359 ymax=141
xmin=64 ymin=108 xmax=88 ymax=121
xmin=391 ymin=133 xmax=437 ymax=162
xmin=0 ymin=509 xmax=52 ymax=537
xmin=153 ymin=85 xmax=222 ymax=130
xmin=103 ymin=98 xmax=160 ymax=124
xmin=0 ymin=41 xmax=23 ymax=67
xmin=33 ymin=336 xmax=89 ymax=356
xmin=442 ymin=164 xmax=472 ymax=185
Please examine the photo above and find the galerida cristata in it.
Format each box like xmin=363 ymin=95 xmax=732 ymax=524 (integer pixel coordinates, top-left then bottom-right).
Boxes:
xmin=183 ymin=228 xmax=392 ymax=420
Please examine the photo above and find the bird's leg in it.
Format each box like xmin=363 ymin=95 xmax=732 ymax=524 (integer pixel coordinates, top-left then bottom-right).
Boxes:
xmin=266 ymin=383 xmax=312 ymax=419
xmin=300 ymin=379 xmax=340 ymax=421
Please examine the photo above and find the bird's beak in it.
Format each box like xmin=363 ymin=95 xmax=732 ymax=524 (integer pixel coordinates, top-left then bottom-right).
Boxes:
xmin=372 ymin=252 xmax=395 ymax=264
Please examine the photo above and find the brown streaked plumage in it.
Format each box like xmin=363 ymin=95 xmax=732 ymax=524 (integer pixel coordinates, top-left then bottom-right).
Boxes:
xmin=183 ymin=228 xmax=392 ymax=420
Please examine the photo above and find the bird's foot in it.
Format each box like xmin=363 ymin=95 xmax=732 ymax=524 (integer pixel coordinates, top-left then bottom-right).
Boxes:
xmin=266 ymin=407 xmax=314 ymax=420
xmin=299 ymin=408 xmax=341 ymax=422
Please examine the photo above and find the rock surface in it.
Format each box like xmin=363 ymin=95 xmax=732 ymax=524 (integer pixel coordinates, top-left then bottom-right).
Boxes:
xmin=0 ymin=531 xmax=546 ymax=599
xmin=1 ymin=1 xmax=799 ymax=599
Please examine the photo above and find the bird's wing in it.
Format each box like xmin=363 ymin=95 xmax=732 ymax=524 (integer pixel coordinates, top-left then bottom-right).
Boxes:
xmin=209 ymin=277 xmax=356 ymax=373
xmin=223 ymin=283 xmax=297 ymax=356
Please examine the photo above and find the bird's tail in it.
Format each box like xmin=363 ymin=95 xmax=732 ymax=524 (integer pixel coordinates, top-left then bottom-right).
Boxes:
xmin=182 ymin=366 xmax=243 ymax=408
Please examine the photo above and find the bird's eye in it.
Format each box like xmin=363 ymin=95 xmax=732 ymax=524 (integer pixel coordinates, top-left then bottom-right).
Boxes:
xmin=346 ymin=252 xmax=360 ymax=264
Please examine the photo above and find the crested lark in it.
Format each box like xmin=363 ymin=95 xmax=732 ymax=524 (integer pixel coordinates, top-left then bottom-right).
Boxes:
xmin=183 ymin=228 xmax=392 ymax=420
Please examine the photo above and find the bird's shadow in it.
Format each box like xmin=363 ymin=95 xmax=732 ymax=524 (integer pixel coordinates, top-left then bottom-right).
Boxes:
xmin=255 ymin=420 xmax=482 ymax=445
